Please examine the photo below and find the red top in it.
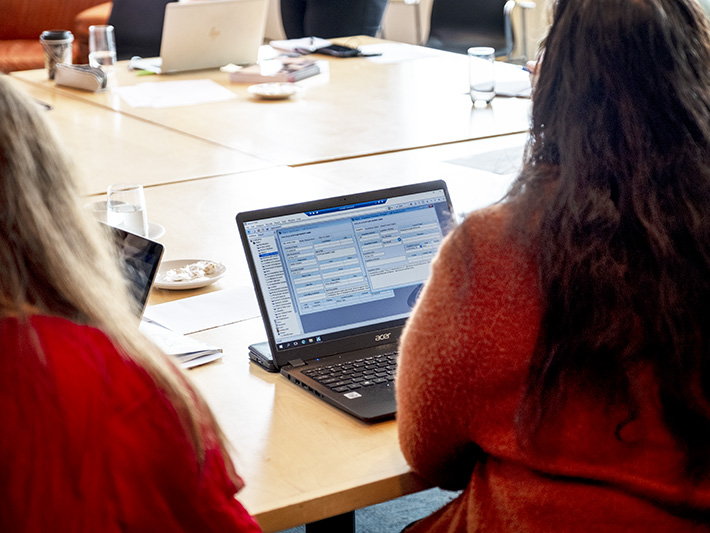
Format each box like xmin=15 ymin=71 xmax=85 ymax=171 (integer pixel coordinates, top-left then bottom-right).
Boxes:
xmin=0 ymin=315 xmax=261 ymax=532
xmin=396 ymin=205 xmax=710 ymax=532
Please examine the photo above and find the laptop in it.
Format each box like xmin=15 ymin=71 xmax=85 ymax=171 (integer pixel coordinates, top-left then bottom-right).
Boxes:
xmin=130 ymin=0 xmax=268 ymax=74
xmin=107 ymin=225 xmax=164 ymax=317
xmin=236 ymin=181 xmax=455 ymax=421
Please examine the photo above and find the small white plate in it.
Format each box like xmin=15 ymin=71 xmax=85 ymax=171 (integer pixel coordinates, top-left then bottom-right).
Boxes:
xmin=155 ymin=259 xmax=227 ymax=290
xmin=148 ymin=222 xmax=165 ymax=240
xmin=248 ymin=82 xmax=302 ymax=100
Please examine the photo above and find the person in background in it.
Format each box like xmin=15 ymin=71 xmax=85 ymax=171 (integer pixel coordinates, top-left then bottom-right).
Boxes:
xmin=280 ymin=0 xmax=388 ymax=39
xmin=0 ymin=75 xmax=260 ymax=532
xmin=396 ymin=0 xmax=710 ymax=530
xmin=108 ymin=0 xmax=175 ymax=60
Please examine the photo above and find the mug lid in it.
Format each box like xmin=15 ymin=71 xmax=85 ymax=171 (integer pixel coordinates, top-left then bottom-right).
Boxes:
xmin=40 ymin=30 xmax=73 ymax=40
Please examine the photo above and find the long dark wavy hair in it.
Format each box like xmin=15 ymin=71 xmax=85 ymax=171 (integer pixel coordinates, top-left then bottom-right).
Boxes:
xmin=509 ymin=0 xmax=710 ymax=479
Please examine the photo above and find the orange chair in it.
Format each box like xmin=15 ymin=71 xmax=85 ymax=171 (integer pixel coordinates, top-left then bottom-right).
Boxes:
xmin=75 ymin=2 xmax=113 ymax=65
xmin=0 ymin=0 xmax=110 ymax=73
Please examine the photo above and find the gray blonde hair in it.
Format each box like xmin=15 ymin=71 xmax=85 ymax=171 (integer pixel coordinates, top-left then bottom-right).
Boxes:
xmin=0 ymin=74 xmax=229 ymax=470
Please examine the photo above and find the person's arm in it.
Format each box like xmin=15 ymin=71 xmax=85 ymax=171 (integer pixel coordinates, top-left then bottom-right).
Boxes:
xmin=106 ymin=352 xmax=261 ymax=532
xmin=396 ymin=222 xmax=483 ymax=490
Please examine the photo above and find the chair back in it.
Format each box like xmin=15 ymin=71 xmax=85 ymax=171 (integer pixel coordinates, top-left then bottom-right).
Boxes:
xmin=426 ymin=0 xmax=511 ymax=56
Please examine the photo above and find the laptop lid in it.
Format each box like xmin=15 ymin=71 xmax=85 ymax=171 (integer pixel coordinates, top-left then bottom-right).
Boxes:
xmin=154 ymin=0 xmax=267 ymax=73
xmin=107 ymin=225 xmax=164 ymax=317
xmin=236 ymin=180 xmax=455 ymax=371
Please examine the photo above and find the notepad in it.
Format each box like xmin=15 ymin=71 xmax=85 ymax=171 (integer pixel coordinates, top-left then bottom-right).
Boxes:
xmin=229 ymin=57 xmax=324 ymax=83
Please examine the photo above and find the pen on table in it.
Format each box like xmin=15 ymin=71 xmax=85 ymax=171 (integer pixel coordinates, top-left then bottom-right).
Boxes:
xmin=33 ymin=98 xmax=53 ymax=111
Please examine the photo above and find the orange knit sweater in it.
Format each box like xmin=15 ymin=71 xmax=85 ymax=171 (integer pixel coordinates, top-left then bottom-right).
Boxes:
xmin=396 ymin=204 xmax=710 ymax=532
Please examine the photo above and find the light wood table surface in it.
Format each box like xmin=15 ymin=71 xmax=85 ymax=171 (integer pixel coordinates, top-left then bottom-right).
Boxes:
xmin=133 ymin=165 xmax=344 ymax=305
xmin=8 ymin=48 xmax=531 ymax=530
xmin=187 ymin=318 xmax=430 ymax=532
xmin=13 ymin=39 xmax=531 ymax=166
xmin=140 ymin=134 xmax=525 ymax=306
xmin=302 ymin=132 xmax=528 ymax=217
xmin=136 ymin=134 xmax=526 ymax=531
xmin=7 ymin=76 xmax=273 ymax=196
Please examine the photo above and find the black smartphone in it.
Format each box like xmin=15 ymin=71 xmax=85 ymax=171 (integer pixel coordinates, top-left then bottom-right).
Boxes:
xmin=315 ymin=44 xmax=361 ymax=58
xmin=248 ymin=341 xmax=278 ymax=372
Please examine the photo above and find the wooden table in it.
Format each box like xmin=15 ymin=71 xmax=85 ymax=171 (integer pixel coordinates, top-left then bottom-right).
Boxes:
xmin=141 ymin=133 xmax=524 ymax=307
xmin=13 ymin=39 xmax=531 ymax=166
xmin=301 ymin=132 xmax=527 ymax=216
xmin=138 ymin=165 xmax=344 ymax=305
xmin=7 ymin=77 xmax=272 ymax=196
xmin=188 ymin=318 xmax=430 ymax=532
xmin=8 ymin=45 xmax=532 ymax=530
xmin=136 ymin=133 xmax=526 ymax=531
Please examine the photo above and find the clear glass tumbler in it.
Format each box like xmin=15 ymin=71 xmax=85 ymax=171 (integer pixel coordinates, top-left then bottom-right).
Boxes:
xmin=468 ymin=46 xmax=496 ymax=105
xmin=89 ymin=25 xmax=117 ymax=72
xmin=107 ymin=183 xmax=149 ymax=237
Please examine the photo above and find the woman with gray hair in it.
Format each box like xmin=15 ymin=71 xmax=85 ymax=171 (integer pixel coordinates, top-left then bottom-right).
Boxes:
xmin=0 ymin=75 xmax=260 ymax=532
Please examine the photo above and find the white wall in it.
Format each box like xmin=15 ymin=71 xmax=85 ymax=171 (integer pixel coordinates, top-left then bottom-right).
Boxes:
xmin=264 ymin=0 xmax=286 ymax=41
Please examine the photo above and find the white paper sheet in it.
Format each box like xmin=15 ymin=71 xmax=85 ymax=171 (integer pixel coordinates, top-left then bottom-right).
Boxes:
xmin=494 ymin=61 xmax=532 ymax=98
xmin=115 ymin=79 xmax=237 ymax=108
xmin=143 ymin=286 xmax=260 ymax=335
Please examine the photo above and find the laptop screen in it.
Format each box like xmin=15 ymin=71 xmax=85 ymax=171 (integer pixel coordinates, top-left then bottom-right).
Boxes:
xmin=107 ymin=225 xmax=164 ymax=317
xmin=239 ymin=181 xmax=454 ymax=356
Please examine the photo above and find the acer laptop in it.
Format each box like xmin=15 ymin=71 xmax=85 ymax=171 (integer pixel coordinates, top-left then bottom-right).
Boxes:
xmin=130 ymin=0 xmax=268 ymax=74
xmin=237 ymin=181 xmax=455 ymax=421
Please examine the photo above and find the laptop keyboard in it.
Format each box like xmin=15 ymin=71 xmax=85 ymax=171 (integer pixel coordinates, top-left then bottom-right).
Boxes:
xmin=302 ymin=352 xmax=397 ymax=393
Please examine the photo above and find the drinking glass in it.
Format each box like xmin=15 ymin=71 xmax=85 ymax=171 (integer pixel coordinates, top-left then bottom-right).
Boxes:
xmin=107 ymin=184 xmax=149 ymax=237
xmin=468 ymin=46 xmax=496 ymax=105
xmin=89 ymin=25 xmax=117 ymax=72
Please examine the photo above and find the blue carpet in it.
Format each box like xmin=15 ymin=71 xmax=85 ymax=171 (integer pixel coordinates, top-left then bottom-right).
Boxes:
xmin=277 ymin=487 xmax=459 ymax=533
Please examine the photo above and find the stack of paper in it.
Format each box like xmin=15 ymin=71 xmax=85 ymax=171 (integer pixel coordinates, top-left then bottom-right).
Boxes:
xmin=269 ymin=37 xmax=332 ymax=53
xmin=140 ymin=319 xmax=223 ymax=369
xmin=229 ymin=57 xmax=324 ymax=83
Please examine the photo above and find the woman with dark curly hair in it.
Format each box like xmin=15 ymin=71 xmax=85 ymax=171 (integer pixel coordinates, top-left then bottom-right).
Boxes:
xmin=396 ymin=0 xmax=710 ymax=530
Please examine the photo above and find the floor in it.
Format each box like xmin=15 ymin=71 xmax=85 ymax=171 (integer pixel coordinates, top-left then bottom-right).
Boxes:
xmin=277 ymin=487 xmax=459 ymax=533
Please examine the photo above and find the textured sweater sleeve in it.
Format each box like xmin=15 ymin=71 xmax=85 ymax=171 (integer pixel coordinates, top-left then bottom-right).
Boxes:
xmin=396 ymin=217 xmax=484 ymax=490
xmin=396 ymin=206 xmax=540 ymax=491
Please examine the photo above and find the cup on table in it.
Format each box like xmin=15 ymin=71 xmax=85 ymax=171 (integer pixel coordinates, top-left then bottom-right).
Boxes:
xmin=88 ymin=25 xmax=117 ymax=72
xmin=39 ymin=30 xmax=74 ymax=80
xmin=468 ymin=46 xmax=496 ymax=106
xmin=107 ymin=183 xmax=149 ymax=237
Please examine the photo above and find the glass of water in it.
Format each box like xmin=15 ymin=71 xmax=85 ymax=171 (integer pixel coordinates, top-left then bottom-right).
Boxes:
xmin=107 ymin=183 xmax=149 ymax=237
xmin=468 ymin=46 xmax=496 ymax=105
xmin=89 ymin=25 xmax=117 ymax=72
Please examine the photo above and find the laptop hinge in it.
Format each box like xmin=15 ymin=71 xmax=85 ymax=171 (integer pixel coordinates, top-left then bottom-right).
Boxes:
xmin=290 ymin=358 xmax=306 ymax=367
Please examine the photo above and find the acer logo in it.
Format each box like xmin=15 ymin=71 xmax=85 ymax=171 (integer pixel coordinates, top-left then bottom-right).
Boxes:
xmin=374 ymin=333 xmax=391 ymax=342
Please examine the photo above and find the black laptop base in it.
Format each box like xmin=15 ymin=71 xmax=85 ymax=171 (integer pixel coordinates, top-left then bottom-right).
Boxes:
xmin=281 ymin=343 xmax=398 ymax=422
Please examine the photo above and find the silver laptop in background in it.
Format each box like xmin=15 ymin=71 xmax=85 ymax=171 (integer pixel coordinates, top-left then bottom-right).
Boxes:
xmin=130 ymin=0 xmax=268 ymax=74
